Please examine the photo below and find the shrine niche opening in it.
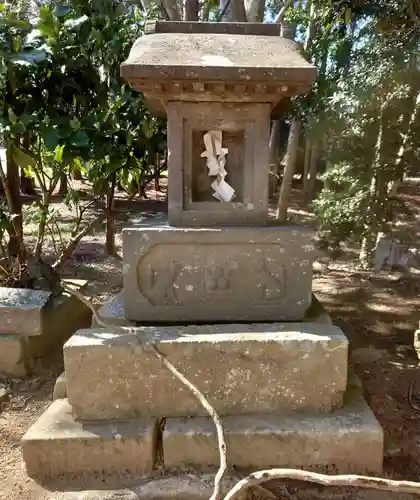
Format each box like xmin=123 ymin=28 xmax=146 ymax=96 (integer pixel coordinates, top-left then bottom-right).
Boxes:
xmin=191 ymin=129 xmax=245 ymax=204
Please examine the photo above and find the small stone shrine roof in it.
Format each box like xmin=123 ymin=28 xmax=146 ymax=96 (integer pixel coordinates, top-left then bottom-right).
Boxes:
xmin=121 ymin=22 xmax=316 ymax=90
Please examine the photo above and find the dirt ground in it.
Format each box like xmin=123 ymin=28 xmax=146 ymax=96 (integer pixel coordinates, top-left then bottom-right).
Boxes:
xmin=1 ymin=179 xmax=420 ymax=500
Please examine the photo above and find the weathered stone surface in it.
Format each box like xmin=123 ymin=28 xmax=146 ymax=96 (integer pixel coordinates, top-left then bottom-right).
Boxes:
xmin=53 ymin=372 xmax=67 ymax=400
xmin=123 ymin=224 xmax=314 ymax=322
xmin=0 ymin=334 xmax=28 ymax=376
xmin=92 ymin=291 xmax=332 ymax=327
xmin=121 ymin=31 xmax=316 ymax=92
xmin=64 ymin=323 xmax=347 ymax=420
xmin=163 ymin=392 xmax=383 ymax=474
xmin=49 ymin=474 xmax=249 ymax=500
xmin=0 ymin=281 xmax=91 ymax=376
xmin=26 ymin=279 xmax=92 ymax=359
xmin=0 ymin=288 xmax=51 ymax=336
xmin=91 ymin=291 xmax=133 ymax=327
xmin=22 ymin=399 xmax=157 ymax=478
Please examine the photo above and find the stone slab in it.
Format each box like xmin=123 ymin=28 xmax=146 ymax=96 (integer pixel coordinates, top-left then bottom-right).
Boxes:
xmin=0 ymin=288 xmax=51 ymax=336
xmin=121 ymin=32 xmax=316 ymax=88
xmin=123 ymin=224 xmax=315 ymax=322
xmin=0 ymin=334 xmax=27 ymax=376
xmin=0 ymin=280 xmax=91 ymax=340
xmin=163 ymin=392 xmax=383 ymax=474
xmin=22 ymin=399 xmax=157 ymax=478
xmin=64 ymin=323 xmax=348 ymax=420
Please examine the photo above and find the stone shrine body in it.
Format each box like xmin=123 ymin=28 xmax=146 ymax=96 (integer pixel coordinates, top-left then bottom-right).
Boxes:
xmin=21 ymin=21 xmax=384 ymax=484
xmin=120 ymin=21 xmax=317 ymax=323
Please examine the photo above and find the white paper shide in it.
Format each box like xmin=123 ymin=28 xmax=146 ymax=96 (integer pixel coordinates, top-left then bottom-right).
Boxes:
xmin=200 ymin=130 xmax=235 ymax=202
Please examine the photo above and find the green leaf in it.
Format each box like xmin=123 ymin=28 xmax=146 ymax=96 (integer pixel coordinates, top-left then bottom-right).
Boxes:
xmin=42 ymin=127 xmax=60 ymax=151
xmin=69 ymin=118 xmax=80 ymax=130
xmin=71 ymin=131 xmax=89 ymax=148
xmin=64 ymin=15 xmax=88 ymax=30
xmin=0 ymin=17 xmax=30 ymax=29
xmin=38 ymin=7 xmax=58 ymax=38
xmin=54 ymin=145 xmax=65 ymax=163
xmin=7 ymin=108 xmax=17 ymax=124
xmin=345 ymin=8 xmax=352 ymax=25
xmin=40 ymin=6 xmax=54 ymax=23
xmin=11 ymin=145 xmax=36 ymax=171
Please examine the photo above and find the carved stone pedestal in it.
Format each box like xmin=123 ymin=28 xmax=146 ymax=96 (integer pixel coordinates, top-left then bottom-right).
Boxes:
xmin=123 ymin=223 xmax=314 ymax=323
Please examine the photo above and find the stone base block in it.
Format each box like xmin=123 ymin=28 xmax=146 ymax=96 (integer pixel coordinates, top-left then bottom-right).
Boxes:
xmin=0 ymin=280 xmax=92 ymax=377
xmin=64 ymin=323 xmax=348 ymax=420
xmin=0 ymin=287 xmax=52 ymax=336
xmin=0 ymin=334 xmax=27 ymax=376
xmin=22 ymin=399 xmax=157 ymax=478
xmin=122 ymin=224 xmax=314 ymax=322
xmin=163 ymin=393 xmax=383 ymax=474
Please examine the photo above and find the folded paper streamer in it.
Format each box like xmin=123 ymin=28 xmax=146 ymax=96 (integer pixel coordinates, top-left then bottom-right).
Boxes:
xmin=200 ymin=130 xmax=235 ymax=202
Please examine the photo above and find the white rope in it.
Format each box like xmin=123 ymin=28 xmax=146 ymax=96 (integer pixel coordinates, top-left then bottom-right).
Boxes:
xmin=200 ymin=130 xmax=235 ymax=202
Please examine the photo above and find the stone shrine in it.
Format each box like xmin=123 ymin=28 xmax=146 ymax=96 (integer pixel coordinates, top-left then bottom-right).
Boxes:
xmin=22 ymin=21 xmax=383 ymax=487
xmin=121 ymin=21 xmax=316 ymax=322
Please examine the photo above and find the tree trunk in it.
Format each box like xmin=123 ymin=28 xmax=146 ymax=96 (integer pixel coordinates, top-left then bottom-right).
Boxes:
xmin=185 ymin=0 xmax=199 ymax=20
xmin=304 ymin=138 xmax=319 ymax=204
xmin=73 ymin=168 xmax=82 ymax=181
xmin=219 ymin=0 xmax=247 ymax=21
xmin=161 ymin=0 xmax=181 ymax=20
xmin=268 ymin=120 xmax=282 ymax=199
xmin=389 ymin=89 xmax=420 ymax=196
xmin=359 ymin=100 xmax=387 ymax=268
xmin=0 ymin=144 xmax=25 ymax=261
xmin=20 ymin=168 xmax=36 ymax=195
xmin=139 ymin=183 xmax=148 ymax=199
xmin=276 ymin=118 xmax=301 ymax=221
xmin=58 ymin=171 xmax=68 ymax=195
xmin=105 ymin=173 xmax=118 ymax=257
xmin=302 ymin=132 xmax=311 ymax=186
xmin=6 ymin=140 xmax=24 ymax=257
xmin=304 ymin=0 xmax=316 ymax=52
xmin=244 ymin=0 xmax=265 ymax=22
xmin=20 ymin=135 xmax=36 ymax=195
xmin=274 ymin=0 xmax=293 ymax=23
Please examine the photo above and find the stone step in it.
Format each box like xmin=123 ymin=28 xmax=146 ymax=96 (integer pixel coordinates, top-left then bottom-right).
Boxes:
xmin=46 ymin=474 xmax=248 ymax=500
xmin=63 ymin=323 xmax=348 ymax=420
xmin=22 ymin=389 xmax=383 ymax=479
xmin=22 ymin=399 xmax=157 ymax=478
xmin=162 ymin=391 xmax=383 ymax=475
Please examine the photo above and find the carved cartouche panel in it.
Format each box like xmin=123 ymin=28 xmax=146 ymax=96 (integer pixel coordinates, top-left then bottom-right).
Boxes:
xmin=137 ymin=243 xmax=286 ymax=307
xmin=123 ymin=225 xmax=314 ymax=322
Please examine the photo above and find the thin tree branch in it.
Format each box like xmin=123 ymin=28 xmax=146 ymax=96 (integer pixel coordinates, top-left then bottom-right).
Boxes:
xmin=274 ymin=0 xmax=293 ymax=24
xmin=223 ymin=469 xmax=420 ymax=500
xmin=152 ymin=345 xmax=227 ymax=500
xmin=53 ymin=214 xmax=106 ymax=270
